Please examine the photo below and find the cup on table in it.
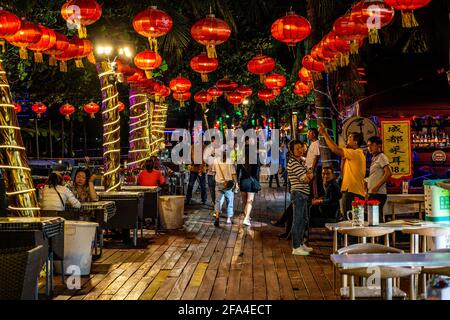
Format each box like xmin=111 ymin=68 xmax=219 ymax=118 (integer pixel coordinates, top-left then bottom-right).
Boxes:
xmin=402 ymin=181 xmax=409 ymax=194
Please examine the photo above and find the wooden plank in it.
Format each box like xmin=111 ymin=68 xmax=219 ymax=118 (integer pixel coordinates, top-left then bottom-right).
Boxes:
xmin=262 ymin=235 xmax=281 ymax=300
xmin=139 ymin=270 xmax=170 ymax=300
xmin=252 ymin=228 xmax=266 ymax=300
xmin=272 ymin=244 xmax=295 ymax=300
xmin=194 ymin=269 xmax=218 ymax=300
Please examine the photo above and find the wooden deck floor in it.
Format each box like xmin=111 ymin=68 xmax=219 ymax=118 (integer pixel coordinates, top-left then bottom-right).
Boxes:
xmin=46 ymin=185 xmax=340 ymax=300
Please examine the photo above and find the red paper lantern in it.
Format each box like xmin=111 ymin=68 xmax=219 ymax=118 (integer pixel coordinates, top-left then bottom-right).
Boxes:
xmin=32 ymin=102 xmax=47 ymax=118
xmin=155 ymin=85 xmax=171 ymax=102
xmin=216 ymin=77 xmax=238 ymax=94
xmin=0 ymin=10 xmax=21 ymax=53
xmin=302 ymin=55 xmax=325 ymax=73
xmin=61 ymin=0 xmax=102 ymax=38
xmin=333 ymin=15 xmax=368 ymax=54
xmin=118 ymin=101 xmax=125 ymax=112
xmin=6 ymin=20 xmax=42 ymax=60
xmin=264 ymin=73 xmax=286 ymax=89
xmin=191 ymin=14 xmax=231 ymax=58
xmin=27 ymin=25 xmax=56 ymax=63
xmin=257 ymin=88 xmax=276 ymax=105
xmin=226 ymin=91 xmax=244 ymax=109
xmin=173 ymin=91 xmax=191 ymax=107
xmin=294 ymin=80 xmax=312 ymax=97
xmin=384 ymin=0 xmax=431 ymax=27
xmin=323 ymin=32 xmax=352 ymax=66
xmin=60 ymin=103 xmax=75 ymax=120
xmin=271 ymin=11 xmax=311 ymax=47
xmin=127 ymin=70 xmax=145 ymax=85
xmin=72 ymin=38 xmax=94 ymax=67
xmin=13 ymin=103 xmax=22 ymax=113
xmin=55 ymin=39 xmax=79 ymax=72
xmin=207 ymin=86 xmax=223 ymax=102
xmin=190 ymin=52 xmax=219 ymax=82
xmin=83 ymin=102 xmax=100 ymax=118
xmin=247 ymin=55 xmax=276 ymax=83
xmin=194 ymin=90 xmax=213 ymax=109
xmin=44 ymin=32 xmax=70 ymax=66
xmin=169 ymin=75 xmax=191 ymax=93
xmin=273 ymin=88 xmax=281 ymax=96
xmin=116 ymin=60 xmax=135 ymax=77
xmin=133 ymin=6 xmax=172 ymax=52
xmin=298 ymin=67 xmax=312 ymax=83
xmin=134 ymin=50 xmax=162 ymax=79
xmin=236 ymin=85 xmax=253 ymax=98
xmin=351 ymin=1 xmax=395 ymax=43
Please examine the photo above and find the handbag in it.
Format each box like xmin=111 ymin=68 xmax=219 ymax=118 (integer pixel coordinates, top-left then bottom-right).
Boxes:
xmin=216 ymin=161 xmax=234 ymax=191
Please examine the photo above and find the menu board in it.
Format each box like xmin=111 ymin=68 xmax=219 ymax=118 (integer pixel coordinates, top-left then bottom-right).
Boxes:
xmin=381 ymin=119 xmax=413 ymax=182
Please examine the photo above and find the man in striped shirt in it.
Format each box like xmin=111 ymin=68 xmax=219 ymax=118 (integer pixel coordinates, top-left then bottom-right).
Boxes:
xmin=287 ymin=140 xmax=314 ymax=256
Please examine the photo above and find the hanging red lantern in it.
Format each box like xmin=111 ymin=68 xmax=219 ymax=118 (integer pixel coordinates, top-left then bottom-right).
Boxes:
xmin=32 ymin=102 xmax=47 ymax=118
xmin=44 ymin=32 xmax=70 ymax=66
xmin=134 ymin=50 xmax=162 ymax=79
xmin=271 ymin=11 xmax=311 ymax=47
xmin=118 ymin=101 xmax=125 ymax=112
xmin=190 ymin=52 xmax=219 ymax=82
xmin=384 ymin=0 xmax=431 ymax=28
xmin=247 ymin=55 xmax=276 ymax=83
xmin=216 ymin=77 xmax=238 ymax=94
xmin=236 ymin=85 xmax=253 ymax=98
xmin=60 ymin=103 xmax=75 ymax=120
xmin=264 ymin=73 xmax=287 ymax=89
xmin=72 ymin=37 xmax=94 ymax=67
xmin=6 ymin=20 xmax=42 ymax=60
xmin=61 ymin=0 xmax=102 ymax=38
xmin=169 ymin=75 xmax=191 ymax=93
xmin=298 ymin=67 xmax=312 ymax=84
xmin=302 ymin=55 xmax=325 ymax=73
xmin=273 ymin=88 xmax=281 ymax=96
xmin=333 ymin=15 xmax=368 ymax=54
xmin=0 ymin=10 xmax=21 ymax=53
xmin=133 ymin=6 xmax=173 ymax=52
xmin=13 ymin=103 xmax=22 ymax=113
xmin=226 ymin=91 xmax=244 ymax=109
xmin=257 ymin=88 xmax=276 ymax=105
xmin=294 ymin=80 xmax=312 ymax=97
xmin=351 ymin=1 xmax=395 ymax=43
xmin=323 ymin=32 xmax=351 ymax=66
xmin=127 ymin=69 xmax=145 ymax=85
xmin=194 ymin=90 xmax=213 ymax=110
xmin=155 ymin=85 xmax=171 ymax=102
xmin=191 ymin=13 xmax=231 ymax=58
xmin=83 ymin=102 xmax=100 ymax=118
xmin=116 ymin=60 xmax=135 ymax=77
xmin=207 ymin=86 xmax=223 ymax=102
xmin=27 ymin=25 xmax=56 ymax=63
xmin=173 ymin=91 xmax=191 ymax=107
xmin=55 ymin=39 xmax=79 ymax=72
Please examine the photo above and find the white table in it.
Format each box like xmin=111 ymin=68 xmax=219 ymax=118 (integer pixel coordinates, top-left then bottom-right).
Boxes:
xmin=331 ymin=252 xmax=450 ymax=300
xmin=385 ymin=194 xmax=425 ymax=220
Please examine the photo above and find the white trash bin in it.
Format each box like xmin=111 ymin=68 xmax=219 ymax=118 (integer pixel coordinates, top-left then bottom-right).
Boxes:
xmin=159 ymin=196 xmax=185 ymax=229
xmin=54 ymin=221 xmax=98 ymax=276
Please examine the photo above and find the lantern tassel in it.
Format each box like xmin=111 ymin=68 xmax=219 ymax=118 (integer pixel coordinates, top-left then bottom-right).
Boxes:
xmin=180 ymin=101 xmax=185 ymax=108
xmin=34 ymin=52 xmax=44 ymax=63
xmin=206 ymin=45 xmax=217 ymax=59
xmin=59 ymin=61 xmax=67 ymax=73
xmin=401 ymin=11 xmax=418 ymax=28
xmin=259 ymin=74 xmax=266 ymax=84
xmin=368 ymin=28 xmax=381 ymax=44
xmin=0 ymin=40 xmax=5 ymax=53
xmin=350 ymin=40 xmax=359 ymax=55
xmin=75 ymin=59 xmax=84 ymax=68
xmin=213 ymin=97 xmax=218 ymax=103
xmin=90 ymin=113 xmax=95 ymax=119
xmin=201 ymin=73 xmax=208 ymax=82
xmin=19 ymin=47 xmax=28 ymax=60
xmin=49 ymin=55 xmax=57 ymax=66
xmin=148 ymin=38 xmax=158 ymax=53
xmin=88 ymin=52 xmax=96 ymax=64
xmin=145 ymin=70 xmax=153 ymax=79
xmin=78 ymin=25 xmax=87 ymax=39
xmin=65 ymin=115 xmax=70 ymax=120
xmin=155 ymin=95 xmax=160 ymax=103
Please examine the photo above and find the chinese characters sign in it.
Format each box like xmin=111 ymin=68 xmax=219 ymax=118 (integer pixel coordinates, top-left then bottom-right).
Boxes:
xmin=381 ymin=119 xmax=413 ymax=181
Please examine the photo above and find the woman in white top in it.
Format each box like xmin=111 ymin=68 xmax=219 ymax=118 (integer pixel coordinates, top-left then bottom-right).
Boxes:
xmin=40 ymin=172 xmax=81 ymax=212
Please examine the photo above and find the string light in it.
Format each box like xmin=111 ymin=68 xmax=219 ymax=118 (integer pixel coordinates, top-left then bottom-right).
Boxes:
xmin=128 ymin=90 xmax=151 ymax=168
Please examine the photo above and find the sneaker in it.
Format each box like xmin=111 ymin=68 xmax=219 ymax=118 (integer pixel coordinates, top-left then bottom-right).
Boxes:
xmin=226 ymin=217 xmax=232 ymax=224
xmin=243 ymin=218 xmax=251 ymax=226
xmin=302 ymin=244 xmax=313 ymax=252
xmin=292 ymin=247 xmax=309 ymax=256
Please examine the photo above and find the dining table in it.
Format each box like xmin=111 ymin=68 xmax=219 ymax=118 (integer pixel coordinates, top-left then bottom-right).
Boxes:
xmin=331 ymin=252 xmax=450 ymax=300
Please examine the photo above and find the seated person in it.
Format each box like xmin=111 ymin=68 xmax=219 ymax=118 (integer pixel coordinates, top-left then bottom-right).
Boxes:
xmin=311 ymin=166 xmax=341 ymax=220
xmin=69 ymin=168 xmax=98 ymax=202
xmin=40 ymin=172 xmax=81 ymax=213
xmin=138 ymin=159 xmax=165 ymax=187
xmin=151 ymin=155 xmax=174 ymax=178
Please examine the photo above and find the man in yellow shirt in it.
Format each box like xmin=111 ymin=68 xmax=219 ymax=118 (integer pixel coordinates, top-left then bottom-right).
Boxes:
xmin=319 ymin=122 xmax=366 ymax=219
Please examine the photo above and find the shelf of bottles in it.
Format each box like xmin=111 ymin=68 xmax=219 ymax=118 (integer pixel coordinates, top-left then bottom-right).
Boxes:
xmin=411 ymin=117 xmax=450 ymax=150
